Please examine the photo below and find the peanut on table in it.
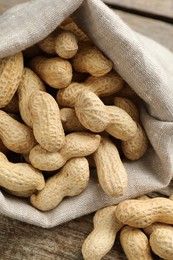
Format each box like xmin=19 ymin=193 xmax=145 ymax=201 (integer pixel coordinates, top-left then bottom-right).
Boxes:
xmin=1 ymin=17 xmax=170 ymax=259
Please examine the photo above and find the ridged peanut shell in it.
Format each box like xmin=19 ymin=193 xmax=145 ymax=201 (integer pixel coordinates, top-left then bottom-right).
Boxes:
xmin=30 ymin=157 xmax=89 ymax=211
xmin=29 ymin=132 xmax=101 ymax=171
xmin=82 ymin=206 xmax=123 ymax=260
xmin=0 ymin=152 xmax=45 ymax=192
xmin=30 ymin=56 xmax=72 ymax=89
xmin=75 ymin=90 xmax=109 ymax=132
xmin=61 ymin=21 xmax=90 ymax=42
xmin=94 ymin=137 xmax=128 ymax=197
xmin=120 ymin=226 xmax=153 ymax=260
xmin=29 ymin=91 xmax=65 ymax=152
xmin=18 ymin=68 xmax=46 ymax=127
xmin=0 ymin=110 xmax=36 ymax=154
xmin=106 ymin=106 xmax=138 ymax=141
xmin=57 ymin=71 xmax=124 ymax=108
xmin=72 ymin=44 xmax=113 ymax=77
xmin=38 ymin=29 xmax=59 ymax=54
xmin=122 ymin=123 xmax=148 ymax=160
xmin=3 ymin=93 xmax=19 ymax=114
xmin=115 ymin=198 xmax=173 ymax=228
xmin=3 ymin=187 xmax=37 ymax=198
xmin=0 ymin=52 xmax=23 ymax=108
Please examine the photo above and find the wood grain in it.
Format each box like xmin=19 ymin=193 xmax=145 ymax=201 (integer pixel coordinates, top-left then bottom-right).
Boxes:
xmin=105 ymin=0 xmax=173 ymax=19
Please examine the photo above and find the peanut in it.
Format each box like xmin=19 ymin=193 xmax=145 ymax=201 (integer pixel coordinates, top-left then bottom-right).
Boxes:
xmin=0 ymin=139 xmax=9 ymax=154
xmin=0 ymin=152 xmax=45 ymax=192
xmin=117 ymin=83 xmax=139 ymax=100
xmin=82 ymin=206 xmax=123 ymax=260
xmin=0 ymin=110 xmax=36 ymax=154
xmin=30 ymin=157 xmax=89 ymax=211
xmin=3 ymin=188 xmax=36 ymax=198
xmin=72 ymin=43 xmax=113 ymax=77
xmin=57 ymin=71 xmax=124 ymax=108
xmin=0 ymin=52 xmax=23 ymax=108
xmin=114 ymin=97 xmax=139 ymax=122
xmin=121 ymin=123 xmax=148 ymax=160
xmin=120 ymin=226 xmax=153 ymax=260
xmin=115 ymin=197 xmax=173 ymax=228
xmin=93 ymin=136 xmax=128 ymax=197
xmin=29 ymin=91 xmax=65 ymax=152
xmin=29 ymin=132 xmax=101 ymax=171
xmin=30 ymin=56 xmax=72 ymax=89
xmin=3 ymin=93 xmax=19 ymax=114
xmin=38 ymin=29 xmax=60 ymax=54
xmin=18 ymin=68 xmax=46 ymax=127
xmin=60 ymin=108 xmax=87 ymax=132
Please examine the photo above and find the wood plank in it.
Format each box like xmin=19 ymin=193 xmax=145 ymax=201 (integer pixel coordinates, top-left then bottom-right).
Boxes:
xmin=105 ymin=0 xmax=173 ymax=19
xmin=0 ymin=213 xmax=127 ymax=260
xmin=115 ymin=10 xmax=173 ymax=53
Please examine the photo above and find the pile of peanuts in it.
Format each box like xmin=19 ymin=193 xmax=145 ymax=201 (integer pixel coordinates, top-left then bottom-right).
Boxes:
xmin=1 ymin=17 xmax=172 ymax=259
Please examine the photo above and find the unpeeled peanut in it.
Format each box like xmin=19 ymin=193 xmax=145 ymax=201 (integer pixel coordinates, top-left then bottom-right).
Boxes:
xmin=82 ymin=206 xmax=123 ymax=260
xmin=0 ymin=110 xmax=36 ymax=154
xmin=56 ymin=71 xmax=124 ymax=108
xmin=0 ymin=52 xmax=23 ymax=108
xmin=144 ymin=223 xmax=173 ymax=260
xmin=30 ymin=56 xmax=72 ymax=89
xmin=120 ymin=226 xmax=153 ymax=260
xmin=72 ymin=43 xmax=113 ymax=77
xmin=75 ymin=90 xmax=137 ymax=138
xmin=0 ymin=138 xmax=9 ymax=155
xmin=0 ymin=152 xmax=45 ymax=193
xmin=60 ymin=108 xmax=87 ymax=132
xmin=18 ymin=68 xmax=46 ymax=127
xmin=29 ymin=91 xmax=65 ymax=152
xmin=38 ymin=29 xmax=60 ymax=54
xmin=29 ymin=132 xmax=101 ymax=171
xmin=3 ymin=188 xmax=36 ymax=198
xmin=115 ymin=197 xmax=173 ymax=228
xmin=30 ymin=157 xmax=89 ymax=211
xmin=93 ymin=136 xmax=128 ymax=197
xmin=3 ymin=93 xmax=19 ymax=114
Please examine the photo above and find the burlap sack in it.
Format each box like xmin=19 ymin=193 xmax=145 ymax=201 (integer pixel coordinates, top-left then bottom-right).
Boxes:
xmin=0 ymin=0 xmax=173 ymax=228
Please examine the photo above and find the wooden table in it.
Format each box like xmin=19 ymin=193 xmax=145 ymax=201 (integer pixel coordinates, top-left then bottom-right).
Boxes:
xmin=0 ymin=1 xmax=172 ymax=259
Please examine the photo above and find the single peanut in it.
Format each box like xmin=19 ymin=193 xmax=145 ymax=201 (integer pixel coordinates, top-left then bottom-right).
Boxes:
xmin=0 ymin=138 xmax=9 ymax=154
xmin=0 ymin=52 xmax=23 ymax=108
xmin=30 ymin=56 xmax=72 ymax=89
xmin=29 ymin=91 xmax=65 ymax=152
xmin=120 ymin=226 xmax=153 ymax=260
xmin=0 ymin=152 xmax=45 ymax=193
xmin=121 ymin=123 xmax=148 ymax=160
xmin=105 ymin=106 xmax=138 ymax=141
xmin=144 ymin=223 xmax=173 ymax=260
xmin=72 ymin=43 xmax=113 ymax=77
xmin=0 ymin=110 xmax=36 ymax=154
xmin=18 ymin=68 xmax=46 ymax=127
xmin=82 ymin=206 xmax=123 ymax=260
xmin=93 ymin=136 xmax=128 ymax=197
xmin=30 ymin=157 xmax=89 ymax=211
xmin=57 ymin=71 xmax=124 ymax=108
xmin=60 ymin=108 xmax=87 ymax=132
xmin=115 ymin=197 xmax=173 ymax=228
xmin=3 ymin=93 xmax=19 ymax=114
xmin=3 ymin=187 xmax=36 ymax=198
xmin=38 ymin=29 xmax=60 ymax=54
xmin=114 ymin=97 xmax=139 ymax=122
xmin=29 ymin=132 xmax=101 ymax=171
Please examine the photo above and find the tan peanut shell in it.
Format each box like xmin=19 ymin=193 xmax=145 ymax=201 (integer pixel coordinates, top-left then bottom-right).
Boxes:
xmin=3 ymin=93 xmax=19 ymax=114
xmin=0 ymin=110 xmax=36 ymax=154
xmin=0 ymin=52 xmax=23 ymax=108
xmin=38 ymin=29 xmax=59 ymax=54
xmin=93 ymin=137 xmax=128 ymax=197
xmin=30 ymin=157 xmax=89 ymax=211
xmin=29 ymin=132 xmax=101 ymax=171
xmin=18 ymin=68 xmax=46 ymax=127
xmin=75 ymin=90 xmax=110 ymax=132
xmin=82 ymin=206 xmax=123 ymax=260
xmin=60 ymin=108 xmax=87 ymax=132
xmin=61 ymin=21 xmax=90 ymax=42
xmin=57 ymin=71 xmax=124 ymax=108
xmin=105 ymin=106 xmax=138 ymax=141
xmin=115 ymin=197 xmax=173 ymax=228
xmin=3 ymin=187 xmax=36 ymax=198
xmin=0 ymin=139 xmax=9 ymax=154
xmin=121 ymin=123 xmax=148 ymax=160
xmin=55 ymin=31 xmax=78 ymax=59
xmin=0 ymin=152 xmax=45 ymax=192
xmin=30 ymin=56 xmax=72 ymax=89
xmin=114 ymin=97 xmax=140 ymax=122
xmin=29 ymin=91 xmax=65 ymax=152
xmin=72 ymin=43 xmax=113 ymax=77
xmin=120 ymin=226 xmax=153 ymax=260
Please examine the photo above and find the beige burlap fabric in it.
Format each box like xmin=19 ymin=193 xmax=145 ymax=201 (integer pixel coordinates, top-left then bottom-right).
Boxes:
xmin=0 ymin=0 xmax=173 ymax=228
